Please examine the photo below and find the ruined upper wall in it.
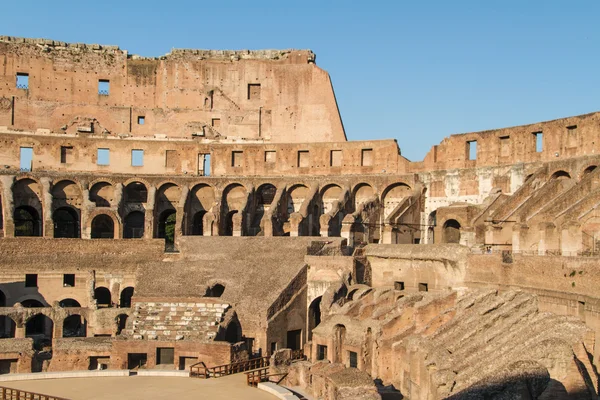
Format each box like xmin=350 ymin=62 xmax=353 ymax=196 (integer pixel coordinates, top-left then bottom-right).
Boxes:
xmin=0 ymin=36 xmax=345 ymax=143
xmin=412 ymin=112 xmax=600 ymax=171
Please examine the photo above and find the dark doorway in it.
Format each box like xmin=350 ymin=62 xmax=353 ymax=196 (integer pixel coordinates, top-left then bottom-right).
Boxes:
xmin=308 ymin=296 xmax=322 ymax=339
xmin=59 ymin=298 xmax=81 ymax=308
xmin=286 ymin=329 xmax=302 ymax=351
xmin=206 ymin=284 xmax=225 ymax=298
xmin=127 ymin=353 xmax=147 ymax=369
xmin=192 ymin=211 xmax=206 ymax=235
xmin=91 ymin=214 xmax=114 ymax=239
xmin=94 ymin=287 xmax=111 ymax=308
xmin=53 ymin=207 xmax=80 ymax=238
xmin=14 ymin=206 xmax=41 ymax=237
xmin=116 ymin=314 xmax=128 ymax=335
xmin=156 ymin=347 xmax=174 ymax=365
xmin=124 ymin=211 xmax=145 ymax=239
xmin=157 ymin=210 xmax=176 ymax=245
xmin=224 ymin=211 xmax=237 ymax=236
xmin=120 ymin=287 xmax=134 ymax=308
xmin=225 ymin=321 xmax=241 ymax=344
xmin=63 ymin=315 xmax=86 ymax=337
xmin=443 ymin=219 xmax=461 ymax=244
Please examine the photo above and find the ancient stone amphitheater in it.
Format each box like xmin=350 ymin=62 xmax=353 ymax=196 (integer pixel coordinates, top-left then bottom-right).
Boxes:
xmin=0 ymin=36 xmax=598 ymax=399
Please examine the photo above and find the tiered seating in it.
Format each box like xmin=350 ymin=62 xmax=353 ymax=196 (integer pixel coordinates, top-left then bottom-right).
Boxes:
xmin=126 ymin=301 xmax=230 ymax=341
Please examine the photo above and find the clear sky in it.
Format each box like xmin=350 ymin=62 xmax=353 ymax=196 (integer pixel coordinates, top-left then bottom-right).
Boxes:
xmin=3 ymin=0 xmax=599 ymax=161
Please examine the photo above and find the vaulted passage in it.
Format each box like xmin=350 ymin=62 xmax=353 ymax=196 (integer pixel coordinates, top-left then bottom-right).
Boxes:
xmin=124 ymin=211 xmax=145 ymax=239
xmin=91 ymin=214 xmax=114 ymax=239
xmin=53 ymin=207 xmax=80 ymax=238
xmin=443 ymin=219 xmax=461 ymax=244
xmin=14 ymin=206 xmax=41 ymax=237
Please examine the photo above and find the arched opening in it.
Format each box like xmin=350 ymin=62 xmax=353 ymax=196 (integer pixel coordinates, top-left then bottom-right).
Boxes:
xmin=89 ymin=182 xmax=114 ymax=207
xmin=191 ymin=211 xmax=206 ymax=235
xmin=157 ymin=210 xmax=176 ymax=245
xmin=14 ymin=206 xmax=41 ymax=237
xmin=94 ymin=287 xmax=112 ymax=308
xmin=308 ymin=296 xmax=322 ymax=339
xmin=124 ymin=211 xmax=145 ymax=239
xmin=443 ymin=219 xmax=461 ymax=244
xmin=206 ymin=284 xmax=225 ymax=298
xmin=53 ymin=207 xmax=80 ymax=238
xmin=116 ymin=314 xmax=128 ymax=335
xmin=428 ymin=211 xmax=437 ymax=244
xmin=21 ymin=299 xmax=44 ymax=308
xmin=124 ymin=182 xmax=148 ymax=203
xmin=225 ymin=320 xmax=241 ymax=344
xmin=224 ymin=211 xmax=237 ymax=236
xmin=63 ymin=315 xmax=86 ymax=337
xmin=120 ymin=287 xmax=134 ymax=308
xmin=59 ymin=298 xmax=81 ymax=308
xmin=25 ymin=314 xmax=53 ymax=342
xmin=251 ymin=184 xmax=277 ymax=236
xmin=91 ymin=214 xmax=115 ymax=239
xmin=583 ymin=165 xmax=597 ymax=178
xmin=551 ymin=170 xmax=571 ymax=180
xmin=0 ymin=291 xmax=15 ymax=338
xmin=320 ymin=185 xmax=344 ymax=237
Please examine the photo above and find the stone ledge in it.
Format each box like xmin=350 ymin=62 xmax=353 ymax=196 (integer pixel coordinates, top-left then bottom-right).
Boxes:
xmin=257 ymin=382 xmax=298 ymax=399
xmin=0 ymin=369 xmax=129 ymax=382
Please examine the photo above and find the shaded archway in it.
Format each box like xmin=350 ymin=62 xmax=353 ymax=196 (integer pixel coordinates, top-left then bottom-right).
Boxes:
xmin=191 ymin=211 xmax=206 ymax=235
xmin=116 ymin=314 xmax=128 ymax=335
xmin=443 ymin=219 xmax=461 ymax=244
xmin=14 ymin=206 xmax=41 ymax=237
xmin=124 ymin=211 xmax=145 ymax=239
xmin=251 ymin=184 xmax=277 ymax=236
xmin=21 ymin=299 xmax=44 ymax=308
xmin=59 ymin=298 xmax=81 ymax=308
xmin=25 ymin=314 xmax=53 ymax=340
xmin=206 ymin=284 xmax=225 ymax=298
xmin=308 ymin=296 xmax=322 ymax=338
xmin=89 ymin=182 xmax=114 ymax=207
xmin=91 ymin=214 xmax=114 ymax=239
xmin=551 ymin=170 xmax=571 ymax=180
xmin=120 ymin=287 xmax=134 ymax=308
xmin=157 ymin=209 xmax=176 ymax=245
xmin=63 ymin=315 xmax=86 ymax=337
xmin=186 ymin=184 xmax=215 ymax=235
xmin=224 ymin=211 xmax=238 ymax=236
xmin=225 ymin=320 xmax=241 ymax=344
xmin=94 ymin=287 xmax=112 ymax=308
xmin=0 ymin=291 xmax=15 ymax=338
xmin=53 ymin=207 xmax=80 ymax=238
xmin=124 ymin=182 xmax=147 ymax=203
xmin=582 ymin=165 xmax=597 ymax=179
xmin=221 ymin=184 xmax=247 ymax=235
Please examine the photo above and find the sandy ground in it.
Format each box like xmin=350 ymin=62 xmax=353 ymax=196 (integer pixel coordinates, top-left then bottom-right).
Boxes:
xmin=1 ymin=373 xmax=277 ymax=400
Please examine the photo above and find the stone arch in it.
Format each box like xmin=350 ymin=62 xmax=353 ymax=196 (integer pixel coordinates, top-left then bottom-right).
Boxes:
xmin=282 ymin=184 xmax=309 ymax=236
xmin=308 ymin=296 xmax=322 ymax=339
xmin=25 ymin=313 xmax=54 ymax=340
xmin=250 ymin=183 xmax=277 ymax=235
xmin=550 ymin=170 xmax=571 ymax=180
xmin=581 ymin=165 xmax=598 ymax=180
xmin=59 ymin=298 xmax=81 ymax=308
xmin=63 ymin=314 xmax=86 ymax=337
xmin=221 ymin=184 xmax=248 ymax=235
xmin=51 ymin=180 xmax=83 ymax=210
xmin=123 ymin=211 xmax=145 ymax=239
xmin=352 ymin=183 xmax=375 ymax=211
xmin=91 ymin=214 xmax=115 ymax=239
xmin=20 ymin=298 xmax=45 ymax=308
xmin=123 ymin=181 xmax=148 ymax=203
xmin=319 ymin=184 xmax=345 ymax=236
xmin=224 ymin=319 xmax=241 ymax=344
xmin=0 ymin=291 xmax=15 ymax=338
xmin=206 ymin=283 xmax=225 ymax=298
xmin=186 ymin=184 xmax=215 ymax=235
xmin=14 ymin=205 xmax=42 ymax=237
xmin=53 ymin=206 xmax=80 ymax=238
xmin=89 ymin=181 xmax=114 ymax=207
xmin=94 ymin=287 xmax=112 ymax=308
xmin=156 ymin=183 xmax=181 ymax=210
xmin=381 ymin=182 xmax=412 ymax=220
xmin=443 ymin=219 xmax=461 ymax=244
xmin=156 ymin=209 xmax=176 ymax=246
xmin=120 ymin=287 xmax=134 ymax=308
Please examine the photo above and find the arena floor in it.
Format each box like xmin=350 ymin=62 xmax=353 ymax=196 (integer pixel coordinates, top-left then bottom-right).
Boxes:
xmin=1 ymin=373 xmax=277 ymax=399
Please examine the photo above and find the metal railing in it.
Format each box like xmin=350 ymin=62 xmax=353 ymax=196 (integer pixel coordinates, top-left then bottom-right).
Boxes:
xmin=0 ymin=386 xmax=68 ymax=400
xmin=245 ymin=367 xmax=287 ymax=387
xmin=190 ymin=356 xmax=270 ymax=379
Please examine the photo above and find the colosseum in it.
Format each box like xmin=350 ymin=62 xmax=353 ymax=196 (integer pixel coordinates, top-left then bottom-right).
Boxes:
xmin=0 ymin=35 xmax=598 ymax=399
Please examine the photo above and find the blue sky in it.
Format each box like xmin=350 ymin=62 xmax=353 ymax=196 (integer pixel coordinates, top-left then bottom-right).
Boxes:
xmin=4 ymin=0 xmax=599 ymax=161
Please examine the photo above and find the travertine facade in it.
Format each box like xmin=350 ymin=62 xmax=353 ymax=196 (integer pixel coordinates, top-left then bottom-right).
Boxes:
xmin=0 ymin=36 xmax=599 ymax=399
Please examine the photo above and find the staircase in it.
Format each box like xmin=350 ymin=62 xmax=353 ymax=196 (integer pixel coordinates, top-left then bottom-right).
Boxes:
xmin=126 ymin=301 xmax=230 ymax=341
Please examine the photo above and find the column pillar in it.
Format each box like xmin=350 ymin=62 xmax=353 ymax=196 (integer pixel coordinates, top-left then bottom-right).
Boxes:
xmin=1 ymin=175 xmax=15 ymax=237
xmin=40 ymin=177 xmax=53 ymax=238
xmin=144 ymin=186 xmax=156 ymax=239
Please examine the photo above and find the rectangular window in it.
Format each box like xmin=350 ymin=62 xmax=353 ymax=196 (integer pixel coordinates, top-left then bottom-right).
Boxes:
xmin=165 ymin=150 xmax=177 ymax=168
xmin=156 ymin=348 xmax=175 ymax=365
xmin=264 ymin=150 xmax=276 ymax=163
xmin=418 ymin=283 xmax=428 ymax=292
xmin=198 ymin=153 xmax=211 ymax=176
xmin=361 ymin=148 xmax=373 ymax=166
xmin=567 ymin=125 xmax=578 ymax=148
xmin=137 ymin=116 xmax=145 ymax=125
xmin=533 ymin=131 xmax=543 ymax=152
xmin=317 ymin=345 xmax=327 ymax=361
xmin=211 ymin=118 xmax=221 ymax=128
xmin=330 ymin=150 xmax=342 ymax=167
xmin=60 ymin=146 xmax=73 ymax=164
xmin=499 ymin=136 xmax=510 ymax=157
xmin=63 ymin=274 xmax=75 ymax=287
xmin=20 ymin=147 xmax=33 ymax=172
xmin=394 ymin=281 xmax=405 ymax=291
xmin=348 ymin=351 xmax=358 ymax=368
xmin=97 ymin=148 xmax=110 ymax=166
xmin=232 ymin=151 xmax=243 ymax=167
xmin=131 ymin=149 xmax=144 ymax=167
xmin=248 ymin=83 xmax=261 ymax=100
xmin=467 ymin=140 xmax=477 ymax=160
xmin=270 ymin=342 xmax=277 ymax=355
xmin=16 ymin=73 xmax=29 ymax=90
xmin=25 ymin=274 xmax=37 ymax=288
xmin=98 ymin=79 xmax=110 ymax=96
xmin=297 ymin=150 xmax=309 ymax=168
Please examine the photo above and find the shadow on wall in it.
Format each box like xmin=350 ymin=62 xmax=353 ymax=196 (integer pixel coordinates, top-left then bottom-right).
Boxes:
xmin=0 ymin=281 xmax=51 ymax=307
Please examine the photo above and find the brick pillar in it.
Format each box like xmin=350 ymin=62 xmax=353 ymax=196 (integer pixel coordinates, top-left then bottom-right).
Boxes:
xmin=80 ymin=181 xmax=91 ymax=239
xmin=1 ymin=175 xmax=15 ymax=237
xmin=289 ymin=213 xmax=303 ymax=237
xmin=40 ymin=177 xmax=54 ymax=238
xmin=144 ymin=186 xmax=156 ymax=239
